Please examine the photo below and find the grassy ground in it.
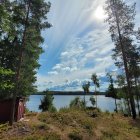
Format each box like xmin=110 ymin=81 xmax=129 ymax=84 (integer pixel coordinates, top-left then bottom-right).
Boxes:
xmin=0 ymin=108 xmax=140 ymax=140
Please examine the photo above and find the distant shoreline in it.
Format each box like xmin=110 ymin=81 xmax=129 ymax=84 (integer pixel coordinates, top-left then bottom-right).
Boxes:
xmin=32 ymin=91 xmax=106 ymax=96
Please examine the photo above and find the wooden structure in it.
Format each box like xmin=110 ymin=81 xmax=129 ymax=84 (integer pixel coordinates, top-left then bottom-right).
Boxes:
xmin=0 ymin=97 xmax=25 ymax=122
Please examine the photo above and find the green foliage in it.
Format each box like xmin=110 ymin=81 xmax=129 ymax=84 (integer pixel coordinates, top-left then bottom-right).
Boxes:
xmin=105 ymin=0 xmax=139 ymax=118
xmin=0 ymin=67 xmax=15 ymax=100
xmin=91 ymin=73 xmax=100 ymax=88
xmin=39 ymin=90 xmax=57 ymax=112
xmin=59 ymin=107 xmax=70 ymax=113
xmin=33 ymin=122 xmax=49 ymax=131
xmin=0 ymin=67 xmax=15 ymax=90
xmin=117 ymin=101 xmax=124 ymax=113
xmin=86 ymin=108 xmax=100 ymax=118
xmin=115 ymin=75 xmax=125 ymax=88
xmin=0 ymin=1 xmax=11 ymax=35
xmin=82 ymin=82 xmax=90 ymax=107
xmin=90 ymin=96 xmax=96 ymax=107
xmin=106 ymin=73 xmax=117 ymax=98
xmin=38 ymin=108 xmax=96 ymax=136
xmin=117 ymin=100 xmax=130 ymax=115
xmin=82 ymin=82 xmax=90 ymax=93
xmin=37 ymin=112 xmax=49 ymax=123
xmin=0 ymin=0 xmax=51 ymax=98
xmin=91 ymin=73 xmax=100 ymax=108
xmin=69 ymin=97 xmax=85 ymax=109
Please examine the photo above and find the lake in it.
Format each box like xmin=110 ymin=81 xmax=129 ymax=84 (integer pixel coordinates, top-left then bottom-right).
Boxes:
xmin=26 ymin=95 xmax=118 ymax=112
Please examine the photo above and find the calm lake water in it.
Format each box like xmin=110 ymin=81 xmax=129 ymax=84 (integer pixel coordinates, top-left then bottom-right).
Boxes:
xmin=26 ymin=95 xmax=118 ymax=112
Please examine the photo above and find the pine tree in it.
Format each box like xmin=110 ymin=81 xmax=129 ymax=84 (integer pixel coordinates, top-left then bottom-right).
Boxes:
xmin=105 ymin=0 xmax=137 ymax=119
xmin=115 ymin=74 xmax=131 ymax=115
xmin=0 ymin=0 xmax=51 ymax=124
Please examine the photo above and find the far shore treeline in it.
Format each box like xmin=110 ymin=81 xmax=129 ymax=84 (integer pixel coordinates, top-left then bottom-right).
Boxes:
xmin=32 ymin=91 xmax=106 ymax=96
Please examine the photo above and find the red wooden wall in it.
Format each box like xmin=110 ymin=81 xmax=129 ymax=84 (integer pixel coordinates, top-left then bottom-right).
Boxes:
xmin=0 ymin=98 xmax=25 ymax=122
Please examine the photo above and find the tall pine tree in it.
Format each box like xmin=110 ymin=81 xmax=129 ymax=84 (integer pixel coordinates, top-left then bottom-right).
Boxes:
xmin=105 ymin=0 xmax=137 ymax=119
xmin=0 ymin=0 xmax=51 ymax=124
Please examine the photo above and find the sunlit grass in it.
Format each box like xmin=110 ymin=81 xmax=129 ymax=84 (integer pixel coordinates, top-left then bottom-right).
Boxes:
xmin=0 ymin=108 xmax=140 ymax=140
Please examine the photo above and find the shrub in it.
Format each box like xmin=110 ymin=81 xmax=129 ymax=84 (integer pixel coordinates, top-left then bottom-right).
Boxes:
xmin=49 ymin=106 xmax=57 ymax=113
xmin=38 ymin=112 xmax=50 ymax=122
xmin=59 ymin=107 xmax=70 ymax=113
xmin=69 ymin=97 xmax=85 ymax=109
xmin=35 ymin=123 xmax=49 ymax=130
xmin=90 ymin=96 xmax=96 ymax=107
xmin=86 ymin=107 xmax=101 ymax=118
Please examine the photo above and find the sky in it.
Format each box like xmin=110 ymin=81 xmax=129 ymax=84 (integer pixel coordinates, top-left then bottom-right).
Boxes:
xmin=36 ymin=0 xmax=140 ymax=92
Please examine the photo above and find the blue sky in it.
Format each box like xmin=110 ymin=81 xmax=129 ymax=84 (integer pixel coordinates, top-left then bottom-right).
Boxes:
xmin=36 ymin=0 xmax=140 ymax=92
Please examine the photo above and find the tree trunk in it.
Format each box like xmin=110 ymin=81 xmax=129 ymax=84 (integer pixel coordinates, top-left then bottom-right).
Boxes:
xmin=95 ymin=86 xmax=97 ymax=108
xmin=135 ymin=77 xmax=140 ymax=116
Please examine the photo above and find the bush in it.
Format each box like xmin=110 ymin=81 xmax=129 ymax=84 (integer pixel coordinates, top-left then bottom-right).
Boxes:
xmin=49 ymin=106 xmax=57 ymax=113
xmin=39 ymin=90 xmax=57 ymax=112
xmin=59 ymin=107 xmax=71 ymax=113
xmin=90 ymin=96 xmax=96 ymax=107
xmin=69 ymin=97 xmax=85 ymax=109
xmin=35 ymin=122 xmax=49 ymax=130
xmin=38 ymin=112 xmax=50 ymax=122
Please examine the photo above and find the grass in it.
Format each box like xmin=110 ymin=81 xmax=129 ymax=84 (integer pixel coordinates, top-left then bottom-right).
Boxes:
xmin=68 ymin=129 xmax=83 ymax=140
xmin=0 ymin=108 xmax=140 ymax=140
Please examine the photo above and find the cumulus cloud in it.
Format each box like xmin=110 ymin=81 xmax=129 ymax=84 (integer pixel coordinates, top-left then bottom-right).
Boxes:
xmin=47 ymin=27 xmax=114 ymax=73
xmin=39 ymin=27 xmax=116 ymax=91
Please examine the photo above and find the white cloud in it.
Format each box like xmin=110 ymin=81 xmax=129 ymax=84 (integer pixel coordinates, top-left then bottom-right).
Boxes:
xmin=36 ymin=0 xmax=140 ymax=91
xmin=37 ymin=27 xmax=116 ymax=91
xmin=48 ymin=71 xmax=58 ymax=75
xmin=48 ymin=27 xmax=114 ymax=73
xmin=61 ymin=51 xmax=68 ymax=57
xmin=52 ymin=64 xmax=63 ymax=70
